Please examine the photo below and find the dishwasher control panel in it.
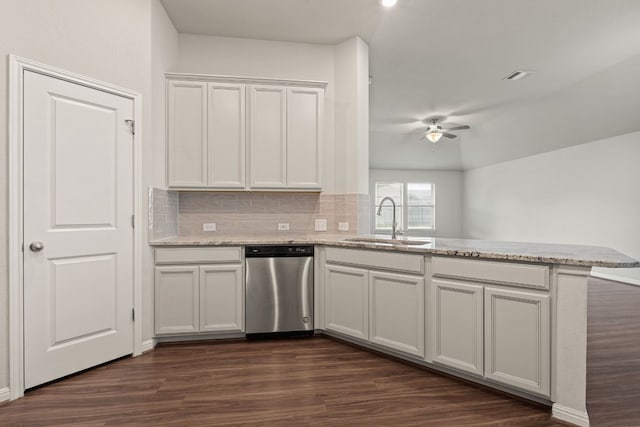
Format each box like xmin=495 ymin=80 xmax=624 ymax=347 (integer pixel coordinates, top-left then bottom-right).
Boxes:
xmin=245 ymin=245 xmax=314 ymax=257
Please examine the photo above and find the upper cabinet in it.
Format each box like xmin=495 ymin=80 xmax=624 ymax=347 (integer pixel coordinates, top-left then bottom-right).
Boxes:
xmin=166 ymin=74 xmax=326 ymax=191
xmin=249 ymin=85 xmax=286 ymax=188
xmin=167 ymin=81 xmax=208 ymax=187
xmin=208 ymin=82 xmax=246 ymax=188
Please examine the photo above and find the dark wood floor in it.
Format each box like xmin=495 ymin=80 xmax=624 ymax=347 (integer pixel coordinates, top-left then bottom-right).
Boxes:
xmin=1 ymin=277 xmax=638 ymax=426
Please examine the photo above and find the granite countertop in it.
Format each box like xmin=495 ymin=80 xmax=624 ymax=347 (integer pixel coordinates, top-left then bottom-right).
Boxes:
xmin=148 ymin=235 xmax=640 ymax=268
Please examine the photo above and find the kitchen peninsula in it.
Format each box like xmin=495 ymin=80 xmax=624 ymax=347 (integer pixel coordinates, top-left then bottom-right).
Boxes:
xmin=149 ymin=234 xmax=638 ymax=427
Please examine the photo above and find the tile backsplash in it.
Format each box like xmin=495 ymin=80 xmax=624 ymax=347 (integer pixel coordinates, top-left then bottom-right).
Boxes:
xmin=149 ymin=188 xmax=370 ymax=240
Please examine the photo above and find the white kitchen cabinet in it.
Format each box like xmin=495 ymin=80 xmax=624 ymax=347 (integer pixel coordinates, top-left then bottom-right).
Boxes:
xmin=167 ymin=80 xmax=208 ymax=187
xmin=200 ymin=265 xmax=244 ymax=333
xmin=286 ymin=87 xmax=323 ymax=189
xmin=207 ymin=82 xmax=246 ymax=188
xmin=324 ymin=264 xmax=369 ymax=340
xmin=369 ymin=271 xmax=424 ymax=357
xmin=428 ymin=278 xmax=484 ymax=376
xmin=154 ymin=247 xmax=243 ymax=336
xmin=484 ymin=286 xmax=550 ymax=396
xmin=249 ymin=85 xmax=287 ymax=188
xmin=166 ymin=74 xmax=325 ymax=191
xmin=155 ymin=266 xmax=199 ymax=334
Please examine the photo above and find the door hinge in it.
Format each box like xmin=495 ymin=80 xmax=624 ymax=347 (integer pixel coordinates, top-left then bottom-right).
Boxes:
xmin=131 ymin=214 xmax=135 ymax=228
xmin=21 ymin=243 xmax=24 ymax=252
xmin=132 ymin=308 xmax=135 ymax=322
xmin=125 ymin=119 xmax=135 ymax=135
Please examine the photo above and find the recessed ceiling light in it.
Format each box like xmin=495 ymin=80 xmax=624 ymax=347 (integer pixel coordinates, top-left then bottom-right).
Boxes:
xmin=502 ymin=70 xmax=535 ymax=81
xmin=380 ymin=0 xmax=398 ymax=8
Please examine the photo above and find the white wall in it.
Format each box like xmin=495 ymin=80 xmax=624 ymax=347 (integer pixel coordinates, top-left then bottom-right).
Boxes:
xmin=369 ymin=169 xmax=463 ymax=238
xmin=335 ymin=37 xmax=369 ymax=195
xmin=0 ymin=0 xmax=155 ymax=391
xmin=463 ymin=131 xmax=640 ymax=284
xmin=148 ymin=0 xmax=179 ymax=341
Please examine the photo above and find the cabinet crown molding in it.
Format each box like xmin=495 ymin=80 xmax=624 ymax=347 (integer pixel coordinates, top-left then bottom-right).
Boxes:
xmin=165 ymin=72 xmax=328 ymax=90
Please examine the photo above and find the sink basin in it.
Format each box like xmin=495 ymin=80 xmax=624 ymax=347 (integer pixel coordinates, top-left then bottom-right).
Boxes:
xmin=344 ymin=237 xmax=430 ymax=246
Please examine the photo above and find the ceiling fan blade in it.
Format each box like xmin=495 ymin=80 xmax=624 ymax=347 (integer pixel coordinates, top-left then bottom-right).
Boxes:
xmin=442 ymin=132 xmax=457 ymax=139
xmin=401 ymin=127 xmax=426 ymax=135
xmin=446 ymin=125 xmax=470 ymax=131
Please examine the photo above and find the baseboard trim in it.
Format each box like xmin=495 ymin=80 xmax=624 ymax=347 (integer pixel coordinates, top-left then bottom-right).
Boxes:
xmin=552 ymin=404 xmax=589 ymax=427
xmin=0 ymin=387 xmax=10 ymax=403
xmin=141 ymin=339 xmax=156 ymax=354
xmin=591 ymin=271 xmax=640 ymax=287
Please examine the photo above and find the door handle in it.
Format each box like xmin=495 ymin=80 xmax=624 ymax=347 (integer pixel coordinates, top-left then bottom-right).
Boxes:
xmin=29 ymin=241 xmax=44 ymax=252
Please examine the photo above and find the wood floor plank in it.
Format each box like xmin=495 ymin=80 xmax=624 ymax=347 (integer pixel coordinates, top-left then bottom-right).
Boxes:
xmin=1 ymin=277 xmax=638 ymax=426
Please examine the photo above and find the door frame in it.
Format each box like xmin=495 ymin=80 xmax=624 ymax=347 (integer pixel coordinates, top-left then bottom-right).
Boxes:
xmin=8 ymin=55 xmax=144 ymax=400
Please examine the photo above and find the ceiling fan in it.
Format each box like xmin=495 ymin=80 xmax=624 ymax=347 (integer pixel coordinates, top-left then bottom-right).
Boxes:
xmin=419 ymin=119 xmax=470 ymax=143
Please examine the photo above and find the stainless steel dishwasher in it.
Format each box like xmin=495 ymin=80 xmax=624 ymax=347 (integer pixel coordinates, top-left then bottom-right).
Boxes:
xmin=245 ymin=245 xmax=314 ymax=338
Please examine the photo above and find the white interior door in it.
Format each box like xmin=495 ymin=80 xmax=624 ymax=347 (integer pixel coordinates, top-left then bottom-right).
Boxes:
xmin=23 ymin=70 xmax=134 ymax=389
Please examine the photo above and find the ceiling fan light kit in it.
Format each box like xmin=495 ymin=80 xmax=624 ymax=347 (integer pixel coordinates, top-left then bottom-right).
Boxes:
xmin=426 ymin=129 xmax=443 ymax=143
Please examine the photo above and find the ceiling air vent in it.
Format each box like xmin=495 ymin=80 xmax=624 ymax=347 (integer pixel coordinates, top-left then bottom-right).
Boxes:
xmin=503 ymin=70 xmax=534 ymax=81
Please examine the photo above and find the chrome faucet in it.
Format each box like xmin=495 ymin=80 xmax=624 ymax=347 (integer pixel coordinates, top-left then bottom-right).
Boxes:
xmin=377 ymin=196 xmax=399 ymax=239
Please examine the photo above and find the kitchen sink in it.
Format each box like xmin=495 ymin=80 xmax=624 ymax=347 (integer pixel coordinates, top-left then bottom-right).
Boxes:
xmin=344 ymin=237 xmax=430 ymax=246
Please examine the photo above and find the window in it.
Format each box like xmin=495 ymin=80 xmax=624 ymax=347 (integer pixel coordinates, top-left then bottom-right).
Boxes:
xmin=374 ymin=182 xmax=435 ymax=233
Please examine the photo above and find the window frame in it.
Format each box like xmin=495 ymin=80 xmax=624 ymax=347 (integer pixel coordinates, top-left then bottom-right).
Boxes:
xmin=374 ymin=181 xmax=436 ymax=235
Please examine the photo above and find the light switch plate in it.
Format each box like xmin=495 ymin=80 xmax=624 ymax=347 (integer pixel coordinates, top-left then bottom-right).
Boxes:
xmin=203 ymin=223 xmax=217 ymax=232
xmin=315 ymin=219 xmax=328 ymax=232
xmin=338 ymin=222 xmax=349 ymax=231
xmin=278 ymin=223 xmax=290 ymax=231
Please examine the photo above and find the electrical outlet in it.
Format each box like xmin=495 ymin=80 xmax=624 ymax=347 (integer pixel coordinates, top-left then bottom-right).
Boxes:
xmin=338 ymin=222 xmax=349 ymax=231
xmin=278 ymin=223 xmax=290 ymax=231
xmin=315 ymin=219 xmax=328 ymax=232
xmin=202 ymin=223 xmax=217 ymax=232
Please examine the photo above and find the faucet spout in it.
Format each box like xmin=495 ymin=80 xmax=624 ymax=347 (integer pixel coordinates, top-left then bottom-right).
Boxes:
xmin=377 ymin=196 xmax=398 ymax=239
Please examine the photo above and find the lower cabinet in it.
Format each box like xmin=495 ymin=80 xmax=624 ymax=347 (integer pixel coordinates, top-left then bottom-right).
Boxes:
xmin=325 ymin=264 xmax=369 ymax=340
xmin=484 ymin=286 xmax=550 ymax=396
xmin=428 ymin=278 xmax=483 ymax=376
xmin=370 ymin=271 xmax=424 ymax=357
xmin=199 ymin=265 xmax=244 ymax=333
xmin=155 ymin=263 xmax=243 ymax=335
xmin=324 ymin=259 xmax=425 ymax=358
xmin=428 ymin=258 xmax=551 ymax=398
xmin=155 ymin=266 xmax=200 ymax=335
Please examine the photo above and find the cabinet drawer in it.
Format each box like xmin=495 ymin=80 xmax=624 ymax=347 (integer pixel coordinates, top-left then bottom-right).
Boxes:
xmin=432 ymin=257 xmax=549 ymax=289
xmin=155 ymin=247 xmax=242 ymax=264
xmin=326 ymin=247 xmax=424 ymax=274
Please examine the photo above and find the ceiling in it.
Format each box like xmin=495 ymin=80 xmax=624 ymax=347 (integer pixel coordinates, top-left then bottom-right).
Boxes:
xmin=161 ymin=0 xmax=640 ymax=170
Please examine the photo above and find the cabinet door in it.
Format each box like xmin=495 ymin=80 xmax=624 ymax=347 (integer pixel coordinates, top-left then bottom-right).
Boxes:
xmin=249 ymin=85 xmax=286 ymax=188
xmin=199 ymin=265 xmax=244 ymax=333
xmin=485 ymin=287 xmax=550 ymax=396
xmin=370 ymin=271 xmax=424 ymax=357
xmin=155 ymin=266 xmax=199 ymax=334
xmin=286 ymin=87 xmax=322 ymax=189
xmin=167 ymin=80 xmax=207 ymax=187
xmin=207 ymin=83 xmax=246 ymax=188
xmin=325 ymin=264 xmax=369 ymax=340
xmin=428 ymin=279 xmax=483 ymax=376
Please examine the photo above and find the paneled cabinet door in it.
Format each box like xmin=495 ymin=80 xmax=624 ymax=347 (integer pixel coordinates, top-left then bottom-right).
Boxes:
xmin=207 ymin=83 xmax=246 ymax=188
xmin=249 ymin=85 xmax=287 ymax=188
xmin=484 ymin=287 xmax=551 ymax=396
xmin=167 ymin=80 xmax=207 ymax=187
xmin=286 ymin=87 xmax=323 ymax=189
xmin=428 ymin=279 xmax=484 ymax=376
xmin=199 ymin=265 xmax=244 ymax=333
xmin=369 ymin=271 xmax=425 ymax=357
xmin=155 ymin=266 xmax=199 ymax=334
xmin=324 ymin=264 xmax=369 ymax=340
